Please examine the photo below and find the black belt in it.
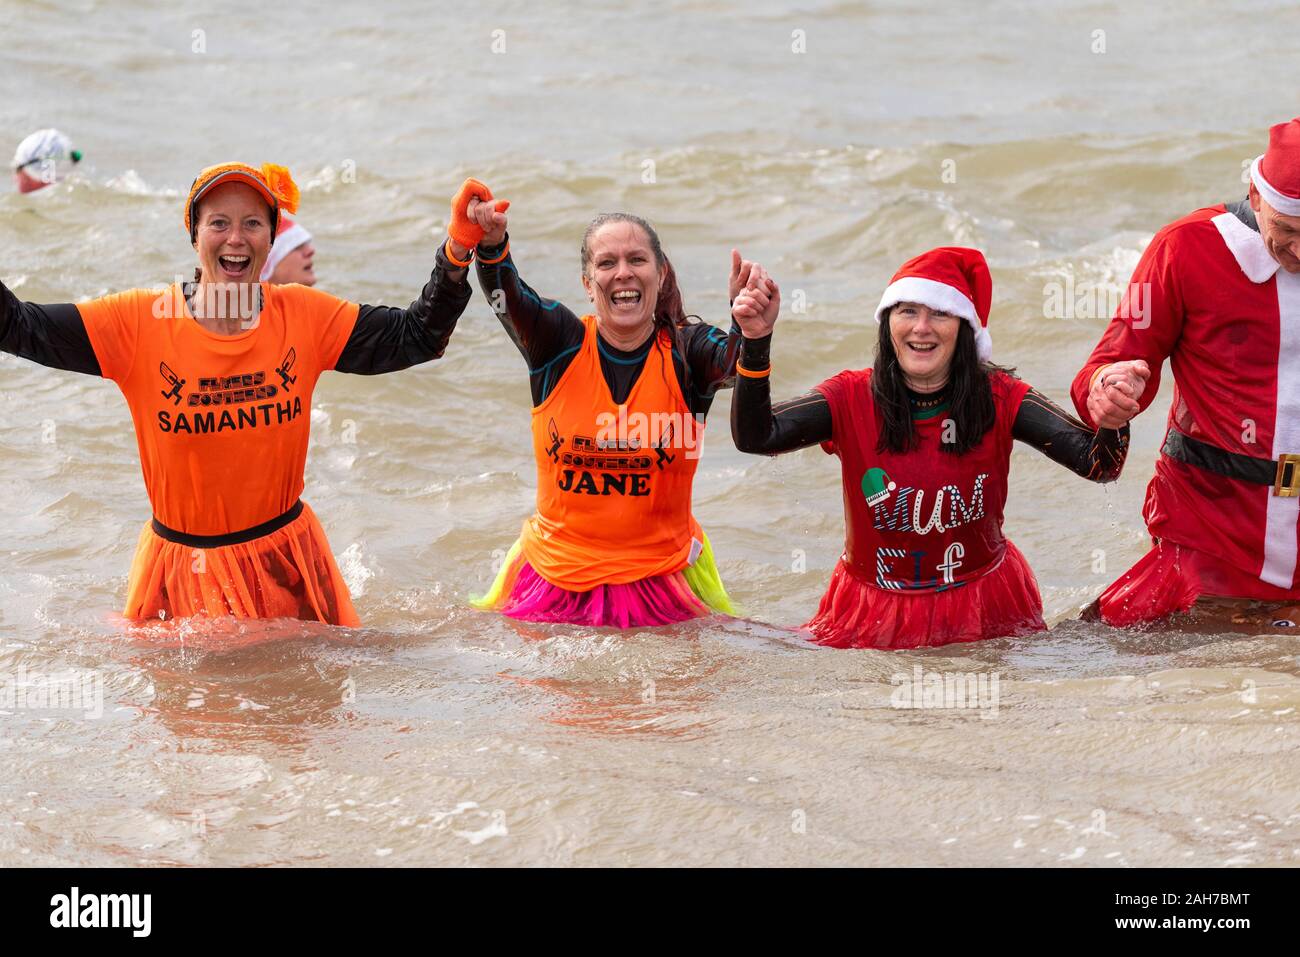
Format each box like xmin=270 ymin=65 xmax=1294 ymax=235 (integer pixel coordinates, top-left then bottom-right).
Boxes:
xmin=1162 ymin=429 xmax=1300 ymax=497
xmin=151 ymin=500 xmax=304 ymax=548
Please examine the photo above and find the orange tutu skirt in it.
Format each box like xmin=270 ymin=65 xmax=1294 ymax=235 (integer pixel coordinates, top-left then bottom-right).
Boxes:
xmin=123 ymin=500 xmax=359 ymax=626
xmin=805 ymin=540 xmax=1046 ymax=649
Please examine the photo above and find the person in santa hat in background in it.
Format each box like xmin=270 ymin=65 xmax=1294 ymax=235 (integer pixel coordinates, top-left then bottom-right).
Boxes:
xmin=732 ymin=247 xmax=1130 ymax=649
xmin=1073 ymin=117 xmax=1300 ymax=629
xmin=260 ymin=212 xmax=317 ymax=286
xmin=11 ymin=128 xmax=82 ymax=193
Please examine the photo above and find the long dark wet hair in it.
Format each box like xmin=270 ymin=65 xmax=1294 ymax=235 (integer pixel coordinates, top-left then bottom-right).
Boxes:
xmin=579 ymin=213 xmax=701 ymax=340
xmin=872 ymin=307 xmax=1014 ymax=456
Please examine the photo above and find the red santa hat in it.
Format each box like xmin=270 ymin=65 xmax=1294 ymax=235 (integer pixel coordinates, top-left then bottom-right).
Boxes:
xmin=1251 ymin=117 xmax=1300 ymax=217
xmin=874 ymin=246 xmax=993 ymax=361
xmin=259 ymin=213 xmax=313 ymax=280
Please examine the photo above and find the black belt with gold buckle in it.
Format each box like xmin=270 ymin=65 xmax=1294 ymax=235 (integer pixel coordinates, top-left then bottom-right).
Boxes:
xmin=1162 ymin=429 xmax=1300 ymax=497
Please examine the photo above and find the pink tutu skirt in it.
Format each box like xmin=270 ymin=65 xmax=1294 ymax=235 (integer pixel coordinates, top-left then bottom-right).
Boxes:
xmin=472 ymin=535 xmax=734 ymax=628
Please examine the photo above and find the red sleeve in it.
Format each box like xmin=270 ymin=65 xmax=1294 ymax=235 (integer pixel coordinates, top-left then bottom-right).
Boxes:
xmin=993 ymin=371 xmax=1032 ymax=450
xmin=76 ymin=289 xmax=147 ymax=383
xmin=1069 ymin=226 xmax=1186 ymax=428
xmin=814 ymin=369 xmax=869 ymax=456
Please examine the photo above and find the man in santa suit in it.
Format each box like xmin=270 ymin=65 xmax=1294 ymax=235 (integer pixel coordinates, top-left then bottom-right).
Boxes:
xmin=1073 ymin=116 xmax=1300 ymax=626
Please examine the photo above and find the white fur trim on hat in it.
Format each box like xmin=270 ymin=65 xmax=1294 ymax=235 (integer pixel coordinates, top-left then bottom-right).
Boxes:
xmin=874 ymin=275 xmax=992 ymax=361
xmin=1251 ymin=155 xmax=1300 ymax=217
xmin=260 ymin=221 xmax=312 ymax=281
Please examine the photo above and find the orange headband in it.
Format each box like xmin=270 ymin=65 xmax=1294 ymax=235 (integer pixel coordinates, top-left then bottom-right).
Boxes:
xmin=184 ymin=163 xmax=300 ymax=241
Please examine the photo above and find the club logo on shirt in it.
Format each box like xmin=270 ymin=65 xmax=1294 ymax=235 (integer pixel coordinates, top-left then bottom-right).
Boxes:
xmin=158 ymin=362 xmax=186 ymax=406
xmin=545 ymin=417 xmax=565 ymax=462
xmin=556 ymin=434 xmax=653 ymax=497
xmin=652 ymin=421 xmax=676 ymax=470
xmin=276 ymin=348 xmax=298 ymax=391
xmin=154 ymin=355 xmax=304 ymax=436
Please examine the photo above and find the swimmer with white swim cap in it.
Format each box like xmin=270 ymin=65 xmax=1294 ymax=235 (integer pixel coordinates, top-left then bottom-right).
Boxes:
xmin=11 ymin=128 xmax=81 ymax=193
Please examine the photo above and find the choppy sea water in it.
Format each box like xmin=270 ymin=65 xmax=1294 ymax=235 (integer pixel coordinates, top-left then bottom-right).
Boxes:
xmin=1 ymin=0 xmax=1297 ymax=866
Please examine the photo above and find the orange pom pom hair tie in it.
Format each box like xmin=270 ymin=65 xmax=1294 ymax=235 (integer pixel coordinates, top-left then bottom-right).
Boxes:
xmin=184 ymin=162 xmax=301 ymax=243
xmin=449 ymin=177 xmax=510 ymax=249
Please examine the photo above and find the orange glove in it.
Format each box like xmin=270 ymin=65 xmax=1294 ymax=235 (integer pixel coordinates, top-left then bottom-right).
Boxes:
xmin=449 ymin=178 xmax=510 ymax=248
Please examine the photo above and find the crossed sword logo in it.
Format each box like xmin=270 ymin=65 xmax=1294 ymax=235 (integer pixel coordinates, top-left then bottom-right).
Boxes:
xmin=546 ymin=418 xmax=564 ymax=461
xmin=276 ymin=347 xmax=298 ymax=391
xmin=158 ymin=362 xmax=185 ymax=405
xmin=653 ymin=421 xmax=676 ymax=469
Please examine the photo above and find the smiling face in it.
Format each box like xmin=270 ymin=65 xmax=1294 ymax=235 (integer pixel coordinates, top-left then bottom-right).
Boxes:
xmin=580 ymin=220 xmax=666 ymax=336
xmin=269 ymin=241 xmax=316 ymax=286
xmin=1250 ymin=182 xmax=1300 ymax=273
xmin=887 ymin=302 xmax=962 ymax=390
xmin=192 ymin=181 xmax=273 ymax=284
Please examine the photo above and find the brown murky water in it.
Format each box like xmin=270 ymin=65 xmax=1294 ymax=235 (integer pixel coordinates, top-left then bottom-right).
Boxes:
xmin=1 ymin=0 xmax=1297 ymax=866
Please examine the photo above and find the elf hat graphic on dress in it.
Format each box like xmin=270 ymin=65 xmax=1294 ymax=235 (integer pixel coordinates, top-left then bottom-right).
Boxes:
xmin=874 ymin=246 xmax=993 ymax=361
xmin=1251 ymin=116 xmax=1300 ymax=217
xmin=861 ymin=467 xmax=897 ymax=507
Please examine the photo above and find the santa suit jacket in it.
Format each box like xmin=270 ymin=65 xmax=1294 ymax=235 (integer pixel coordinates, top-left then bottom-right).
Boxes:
xmin=1071 ymin=200 xmax=1300 ymax=590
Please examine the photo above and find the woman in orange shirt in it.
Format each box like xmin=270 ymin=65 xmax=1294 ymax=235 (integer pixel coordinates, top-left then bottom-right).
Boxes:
xmin=1 ymin=162 xmax=476 ymax=627
xmin=454 ymin=180 xmax=747 ymax=627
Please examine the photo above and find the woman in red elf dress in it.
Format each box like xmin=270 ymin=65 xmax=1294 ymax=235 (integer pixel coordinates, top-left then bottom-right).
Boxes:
xmin=731 ymin=247 xmax=1130 ymax=649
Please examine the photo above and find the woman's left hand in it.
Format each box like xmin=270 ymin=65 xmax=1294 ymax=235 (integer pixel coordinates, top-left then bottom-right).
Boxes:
xmin=732 ymin=266 xmax=780 ymax=339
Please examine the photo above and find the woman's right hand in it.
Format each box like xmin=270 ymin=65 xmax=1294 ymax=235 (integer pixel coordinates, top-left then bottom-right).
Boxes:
xmin=467 ymin=194 xmax=508 ymax=247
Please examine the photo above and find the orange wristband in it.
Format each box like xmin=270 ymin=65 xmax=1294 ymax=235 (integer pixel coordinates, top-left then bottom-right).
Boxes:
xmin=444 ymin=238 xmax=473 ymax=269
xmin=477 ymin=241 xmax=510 ymax=265
xmin=736 ymin=361 xmax=771 ymax=379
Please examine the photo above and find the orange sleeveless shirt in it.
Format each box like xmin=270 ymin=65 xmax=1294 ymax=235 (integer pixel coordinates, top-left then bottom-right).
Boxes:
xmin=520 ymin=315 xmax=704 ymax=590
xmin=77 ymin=282 xmax=359 ymax=535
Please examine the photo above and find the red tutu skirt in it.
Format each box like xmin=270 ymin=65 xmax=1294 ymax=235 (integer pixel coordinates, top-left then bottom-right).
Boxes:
xmin=1094 ymin=538 xmax=1300 ymax=627
xmin=805 ymin=540 xmax=1046 ymax=649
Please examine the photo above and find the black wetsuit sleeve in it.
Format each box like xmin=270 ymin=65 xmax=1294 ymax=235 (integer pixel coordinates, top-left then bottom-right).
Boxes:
xmin=0 ymin=279 xmax=102 ymax=376
xmin=333 ymin=242 xmax=472 ymax=374
xmin=679 ymin=319 xmax=742 ymax=418
xmin=475 ymin=234 xmax=585 ymax=404
xmin=731 ymin=333 xmax=833 ymax=454
xmin=1013 ymin=387 xmax=1128 ymax=482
